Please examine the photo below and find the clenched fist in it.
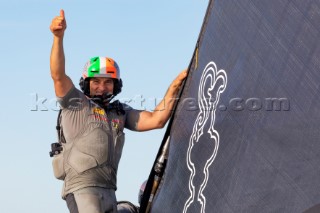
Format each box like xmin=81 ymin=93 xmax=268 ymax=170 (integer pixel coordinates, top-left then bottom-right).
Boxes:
xmin=50 ymin=9 xmax=67 ymax=38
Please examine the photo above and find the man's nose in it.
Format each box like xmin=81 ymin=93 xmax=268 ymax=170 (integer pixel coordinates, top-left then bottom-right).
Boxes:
xmin=97 ymin=83 xmax=107 ymax=91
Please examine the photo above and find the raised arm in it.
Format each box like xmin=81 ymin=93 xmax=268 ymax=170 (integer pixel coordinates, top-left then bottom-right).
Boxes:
xmin=50 ymin=9 xmax=73 ymax=97
xmin=135 ymin=70 xmax=187 ymax=131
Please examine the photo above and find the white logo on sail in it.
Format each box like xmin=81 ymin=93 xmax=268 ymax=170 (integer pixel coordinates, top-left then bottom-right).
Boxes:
xmin=183 ymin=61 xmax=227 ymax=213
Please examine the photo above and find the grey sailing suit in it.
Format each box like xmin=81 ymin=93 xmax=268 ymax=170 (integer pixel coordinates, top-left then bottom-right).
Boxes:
xmin=52 ymin=86 xmax=141 ymax=200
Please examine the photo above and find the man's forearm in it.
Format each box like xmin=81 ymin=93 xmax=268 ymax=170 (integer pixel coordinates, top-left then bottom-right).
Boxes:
xmin=50 ymin=37 xmax=65 ymax=81
xmin=149 ymin=70 xmax=187 ymax=128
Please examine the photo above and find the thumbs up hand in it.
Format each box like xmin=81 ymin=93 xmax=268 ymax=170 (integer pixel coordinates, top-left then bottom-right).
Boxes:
xmin=50 ymin=9 xmax=67 ymax=38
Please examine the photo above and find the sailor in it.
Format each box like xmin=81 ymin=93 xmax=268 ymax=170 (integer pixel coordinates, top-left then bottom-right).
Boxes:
xmin=49 ymin=9 xmax=187 ymax=213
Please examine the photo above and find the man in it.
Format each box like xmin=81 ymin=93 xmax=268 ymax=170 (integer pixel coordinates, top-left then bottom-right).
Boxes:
xmin=49 ymin=9 xmax=187 ymax=213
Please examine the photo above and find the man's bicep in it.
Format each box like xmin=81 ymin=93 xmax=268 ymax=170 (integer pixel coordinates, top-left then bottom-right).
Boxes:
xmin=132 ymin=111 xmax=161 ymax=131
xmin=54 ymin=76 xmax=73 ymax=98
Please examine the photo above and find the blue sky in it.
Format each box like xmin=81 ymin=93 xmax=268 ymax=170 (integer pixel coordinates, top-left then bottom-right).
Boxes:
xmin=0 ymin=1 xmax=208 ymax=212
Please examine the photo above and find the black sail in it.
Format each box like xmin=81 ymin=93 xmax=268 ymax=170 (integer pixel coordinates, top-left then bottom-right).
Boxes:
xmin=140 ymin=0 xmax=320 ymax=212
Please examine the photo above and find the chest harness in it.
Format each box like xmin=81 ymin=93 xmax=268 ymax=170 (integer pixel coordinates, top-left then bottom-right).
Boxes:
xmin=49 ymin=100 xmax=125 ymax=157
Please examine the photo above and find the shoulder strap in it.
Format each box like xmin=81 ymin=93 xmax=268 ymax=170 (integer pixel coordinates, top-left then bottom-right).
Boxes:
xmin=49 ymin=109 xmax=65 ymax=157
xmin=56 ymin=109 xmax=66 ymax=144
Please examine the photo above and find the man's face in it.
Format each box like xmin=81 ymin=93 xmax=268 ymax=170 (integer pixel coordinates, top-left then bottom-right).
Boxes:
xmin=89 ymin=77 xmax=114 ymax=96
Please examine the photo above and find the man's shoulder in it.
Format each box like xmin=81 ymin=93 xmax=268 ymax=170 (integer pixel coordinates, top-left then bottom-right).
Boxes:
xmin=107 ymin=100 xmax=127 ymax=115
xmin=58 ymin=86 xmax=88 ymax=110
xmin=113 ymin=101 xmax=133 ymax=111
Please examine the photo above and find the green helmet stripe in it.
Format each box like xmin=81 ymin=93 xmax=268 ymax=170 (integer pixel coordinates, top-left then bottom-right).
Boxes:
xmin=88 ymin=57 xmax=100 ymax=77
